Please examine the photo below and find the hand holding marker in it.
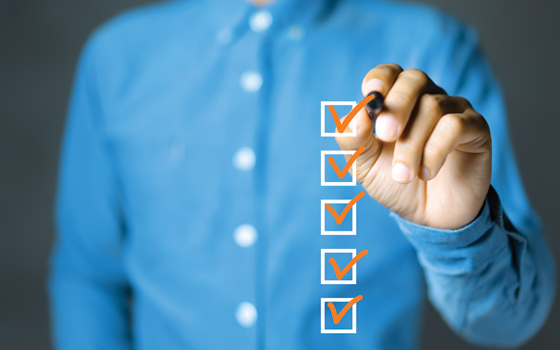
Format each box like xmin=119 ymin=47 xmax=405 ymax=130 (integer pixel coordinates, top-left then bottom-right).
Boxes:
xmin=334 ymin=64 xmax=491 ymax=230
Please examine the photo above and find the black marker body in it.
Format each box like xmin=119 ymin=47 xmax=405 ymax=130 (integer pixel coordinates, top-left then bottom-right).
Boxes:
xmin=365 ymin=91 xmax=384 ymax=122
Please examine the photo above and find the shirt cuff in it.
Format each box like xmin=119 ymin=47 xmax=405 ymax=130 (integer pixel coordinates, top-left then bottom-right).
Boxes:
xmin=390 ymin=193 xmax=494 ymax=251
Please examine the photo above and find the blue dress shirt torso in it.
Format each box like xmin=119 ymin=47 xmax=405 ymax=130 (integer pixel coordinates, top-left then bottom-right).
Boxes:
xmin=49 ymin=0 xmax=555 ymax=349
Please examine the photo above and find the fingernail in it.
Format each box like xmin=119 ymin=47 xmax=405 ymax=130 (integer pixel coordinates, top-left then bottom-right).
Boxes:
xmin=362 ymin=79 xmax=386 ymax=97
xmin=392 ymin=162 xmax=411 ymax=182
xmin=376 ymin=114 xmax=400 ymax=140
xmin=421 ymin=167 xmax=430 ymax=180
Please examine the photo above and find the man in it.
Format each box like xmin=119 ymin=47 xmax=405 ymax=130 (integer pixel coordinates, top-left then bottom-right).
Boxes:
xmin=49 ymin=0 xmax=555 ymax=349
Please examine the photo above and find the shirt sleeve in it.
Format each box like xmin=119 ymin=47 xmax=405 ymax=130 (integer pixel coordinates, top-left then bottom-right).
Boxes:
xmin=394 ymin=16 xmax=556 ymax=348
xmin=48 ymin=34 xmax=131 ymax=350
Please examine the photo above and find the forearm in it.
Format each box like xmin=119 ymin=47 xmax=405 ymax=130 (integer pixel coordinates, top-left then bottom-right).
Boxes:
xmin=393 ymin=186 xmax=556 ymax=348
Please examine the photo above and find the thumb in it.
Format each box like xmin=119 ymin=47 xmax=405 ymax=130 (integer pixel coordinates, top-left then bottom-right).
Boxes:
xmin=335 ymin=106 xmax=383 ymax=181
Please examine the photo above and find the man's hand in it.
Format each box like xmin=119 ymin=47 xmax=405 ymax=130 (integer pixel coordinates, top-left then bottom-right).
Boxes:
xmin=335 ymin=64 xmax=492 ymax=230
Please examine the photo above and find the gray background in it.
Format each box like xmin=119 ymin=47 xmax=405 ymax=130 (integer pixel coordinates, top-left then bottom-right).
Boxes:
xmin=0 ymin=0 xmax=558 ymax=348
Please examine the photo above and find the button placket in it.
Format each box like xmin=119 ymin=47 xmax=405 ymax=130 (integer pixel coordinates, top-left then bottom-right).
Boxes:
xmin=233 ymin=147 xmax=256 ymax=171
xmin=233 ymin=224 xmax=258 ymax=248
xmin=232 ymin=7 xmax=273 ymax=332
xmin=249 ymin=9 xmax=272 ymax=33
xmin=239 ymin=71 xmax=263 ymax=93
xmin=236 ymin=302 xmax=257 ymax=328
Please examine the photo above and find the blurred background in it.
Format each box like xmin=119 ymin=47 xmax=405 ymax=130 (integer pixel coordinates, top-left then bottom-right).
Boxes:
xmin=1 ymin=0 xmax=559 ymax=349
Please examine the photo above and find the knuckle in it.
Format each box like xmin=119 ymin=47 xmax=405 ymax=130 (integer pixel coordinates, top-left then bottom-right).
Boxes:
xmin=404 ymin=68 xmax=429 ymax=83
xmin=442 ymin=113 xmax=465 ymax=134
xmin=378 ymin=63 xmax=404 ymax=75
xmin=386 ymin=90 xmax=413 ymax=106
xmin=456 ymin=96 xmax=470 ymax=106
xmin=421 ymin=94 xmax=444 ymax=114
xmin=478 ymin=114 xmax=490 ymax=133
xmin=454 ymin=96 xmax=472 ymax=111
xmin=469 ymin=111 xmax=490 ymax=135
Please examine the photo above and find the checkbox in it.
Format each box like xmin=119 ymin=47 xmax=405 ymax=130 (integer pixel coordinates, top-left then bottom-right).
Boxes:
xmin=321 ymin=297 xmax=359 ymax=334
xmin=321 ymin=249 xmax=357 ymax=284
xmin=321 ymin=101 xmax=357 ymax=137
xmin=321 ymin=199 xmax=356 ymax=235
xmin=321 ymin=151 xmax=357 ymax=186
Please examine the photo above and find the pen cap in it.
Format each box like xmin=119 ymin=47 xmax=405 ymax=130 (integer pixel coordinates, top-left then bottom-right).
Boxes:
xmin=365 ymin=91 xmax=384 ymax=120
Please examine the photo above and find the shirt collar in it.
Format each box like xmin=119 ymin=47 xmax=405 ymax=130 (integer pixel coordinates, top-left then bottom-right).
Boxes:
xmin=200 ymin=0 xmax=336 ymax=33
xmin=264 ymin=0 xmax=337 ymax=29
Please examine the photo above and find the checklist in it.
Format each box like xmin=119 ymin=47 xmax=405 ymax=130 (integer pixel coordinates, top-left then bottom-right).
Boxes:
xmin=321 ymin=295 xmax=363 ymax=334
xmin=319 ymin=98 xmax=371 ymax=334
xmin=321 ymin=249 xmax=369 ymax=284
xmin=321 ymin=191 xmax=364 ymax=235
xmin=321 ymin=249 xmax=357 ymax=284
xmin=321 ymin=101 xmax=357 ymax=137
xmin=321 ymin=199 xmax=356 ymax=235
xmin=321 ymin=148 xmax=363 ymax=186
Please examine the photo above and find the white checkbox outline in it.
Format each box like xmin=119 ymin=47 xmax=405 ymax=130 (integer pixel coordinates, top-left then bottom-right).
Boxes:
xmin=321 ymin=199 xmax=357 ymax=235
xmin=321 ymin=150 xmax=357 ymax=187
xmin=321 ymin=101 xmax=357 ymax=137
xmin=321 ymin=249 xmax=357 ymax=284
xmin=320 ymin=297 xmax=358 ymax=334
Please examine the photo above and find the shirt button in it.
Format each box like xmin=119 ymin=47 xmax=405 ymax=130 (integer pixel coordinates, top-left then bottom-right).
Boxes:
xmin=249 ymin=9 xmax=272 ymax=32
xmin=236 ymin=302 xmax=257 ymax=328
xmin=233 ymin=147 xmax=256 ymax=171
xmin=287 ymin=25 xmax=304 ymax=40
xmin=233 ymin=224 xmax=258 ymax=247
xmin=240 ymin=70 xmax=263 ymax=92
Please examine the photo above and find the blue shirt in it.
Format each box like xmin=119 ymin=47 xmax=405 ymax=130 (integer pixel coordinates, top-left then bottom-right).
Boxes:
xmin=49 ymin=0 xmax=556 ymax=349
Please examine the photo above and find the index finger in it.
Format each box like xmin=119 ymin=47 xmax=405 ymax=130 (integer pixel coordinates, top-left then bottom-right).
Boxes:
xmin=361 ymin=63 xmax=404 ymax=97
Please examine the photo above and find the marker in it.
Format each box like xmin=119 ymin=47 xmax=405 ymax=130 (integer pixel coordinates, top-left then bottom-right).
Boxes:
xmin=365 ymin=91 xmax=384 ymax=122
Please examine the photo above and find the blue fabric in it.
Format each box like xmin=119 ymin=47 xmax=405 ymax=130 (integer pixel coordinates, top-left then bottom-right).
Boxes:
xmin=49 ymin=0 xmax=556 ymax=349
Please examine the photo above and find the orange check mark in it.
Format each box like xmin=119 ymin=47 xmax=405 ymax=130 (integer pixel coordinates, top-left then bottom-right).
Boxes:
xmin=327 ymin=295 xmax=363 ymax=325
xmin=328 ymin=249 xmax=369 ymax=280
xmin=325 ymin=191 xmax=365 ymax=225
xmin=328 ymin=146 xmax=365 ymax=179
xmin=328 ymin=94 xmax=375 ymax=133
